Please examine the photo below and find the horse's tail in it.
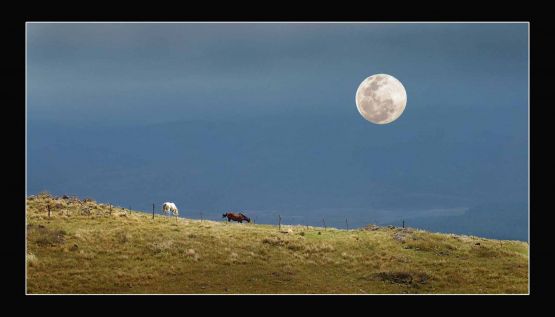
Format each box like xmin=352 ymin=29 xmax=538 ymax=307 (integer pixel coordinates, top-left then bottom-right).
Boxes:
xmin=239 ymin=213 xmax=250 ymax=221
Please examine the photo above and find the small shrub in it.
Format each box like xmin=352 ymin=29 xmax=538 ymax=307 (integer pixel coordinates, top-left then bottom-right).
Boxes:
xmin=472 ymin=245 xmax=499 ymax=258
xmin=115 ymin=231 xmax=131 ymax=243
xmin=286 ymin=242 xmax=304 ymax=251
xmin=317 ymin=243 xmax=335 ymax=252
xmin=262 ymin=236 xmax=285 ymax=247
xmin=262 ymin=236 xmax=304 ymax=252
xmin=374 ymin=271 xmax=429 ymax=285
xmin=148 ymin=240 xmax=174 ymax=254
xmin=38 ymin=191 xmax=51 ymax=198
xmin=305 ymin=242 xmax=334 ymax=254
xmin=31 ymin=226 xmax=66 ymax=246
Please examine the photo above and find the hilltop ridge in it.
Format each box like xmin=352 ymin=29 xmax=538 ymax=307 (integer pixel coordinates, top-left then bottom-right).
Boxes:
xmin=26 ymin=193 xmax=528 ymax=294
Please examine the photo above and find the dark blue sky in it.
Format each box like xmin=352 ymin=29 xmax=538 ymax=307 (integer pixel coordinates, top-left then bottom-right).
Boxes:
xmin=27 ymin=23 xmax=528 ymax=236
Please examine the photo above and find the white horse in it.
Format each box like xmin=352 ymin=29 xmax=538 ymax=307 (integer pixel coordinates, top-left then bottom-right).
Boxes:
xmin=162 ymin=202 xmax=179 ymax=220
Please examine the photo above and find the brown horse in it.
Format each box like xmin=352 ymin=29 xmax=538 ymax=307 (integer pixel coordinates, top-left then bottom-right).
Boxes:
xmin=222 ymin=212 xmax=251 ymax=223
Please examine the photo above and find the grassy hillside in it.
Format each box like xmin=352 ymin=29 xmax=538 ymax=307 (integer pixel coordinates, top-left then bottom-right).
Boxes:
xmin=26 ymin=193 xmax=528 ymax=294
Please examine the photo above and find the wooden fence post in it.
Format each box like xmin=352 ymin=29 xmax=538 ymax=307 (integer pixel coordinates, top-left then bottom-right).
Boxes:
xmin=109 ymin=204 xmax=112 ymax=215
xmin=152 ymin=203 xmax=155 ymax=219
xmin=322 ymin=218 xmax=326 ymax=230
xmin=402 ymin=220 xmax=405 ymax=228
xmin=200 ymin=212 xmax=203 ymax=222
xmin=346 ymin=218 xmax=349 ymax=230
xmin=278 ymin=215 xmax=281 ymax=230
xmin=47 ymin=204 xmax=51 ymax=218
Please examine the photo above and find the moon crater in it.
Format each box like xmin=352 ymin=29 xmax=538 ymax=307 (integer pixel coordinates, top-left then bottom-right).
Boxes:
xmin=355 ymin=74 xmax=407 ymax=124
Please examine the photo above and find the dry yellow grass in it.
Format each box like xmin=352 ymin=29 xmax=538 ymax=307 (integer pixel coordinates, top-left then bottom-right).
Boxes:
xmin=26 ymin=193 xmax=528 ymax=294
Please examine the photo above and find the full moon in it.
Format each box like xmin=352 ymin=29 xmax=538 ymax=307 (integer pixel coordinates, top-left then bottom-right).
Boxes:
xmin=355 ymin=74 xmax=407 ymax=124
